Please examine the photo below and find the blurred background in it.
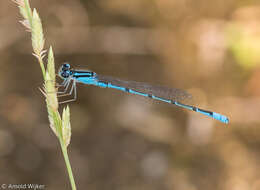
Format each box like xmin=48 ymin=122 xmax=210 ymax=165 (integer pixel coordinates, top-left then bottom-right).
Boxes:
xmin=1 ymin=0 xmax=260 ymax=189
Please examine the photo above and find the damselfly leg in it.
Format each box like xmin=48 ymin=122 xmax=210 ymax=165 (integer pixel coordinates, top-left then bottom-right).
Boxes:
xmin=58 ymin=80 xmax=77 ymax=104
xmin=57 ymin=78 xmax=73 ymax=96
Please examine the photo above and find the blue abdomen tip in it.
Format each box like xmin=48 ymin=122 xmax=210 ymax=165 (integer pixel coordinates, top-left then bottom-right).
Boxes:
xmin=213 ymin=113 xmax=229 ymax=124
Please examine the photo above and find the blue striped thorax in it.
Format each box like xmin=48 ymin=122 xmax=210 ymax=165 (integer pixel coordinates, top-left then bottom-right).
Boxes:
xmin=58 ymin=63 xmax=96 ymax=80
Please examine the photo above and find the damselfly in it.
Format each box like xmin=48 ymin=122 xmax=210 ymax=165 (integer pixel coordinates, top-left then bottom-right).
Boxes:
xmin=57 ymin=63 xmax=229 ymax=124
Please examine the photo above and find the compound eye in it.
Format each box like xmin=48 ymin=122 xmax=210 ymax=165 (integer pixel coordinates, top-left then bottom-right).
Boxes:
xmin=61 ymin=71 xmax=70 ymax=78
xmin=62 ymin=63 xmax=70 ymax=70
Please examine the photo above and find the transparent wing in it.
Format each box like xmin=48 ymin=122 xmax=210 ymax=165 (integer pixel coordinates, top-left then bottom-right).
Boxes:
xmin=97 ymin=75 xmax=192 ymax=102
